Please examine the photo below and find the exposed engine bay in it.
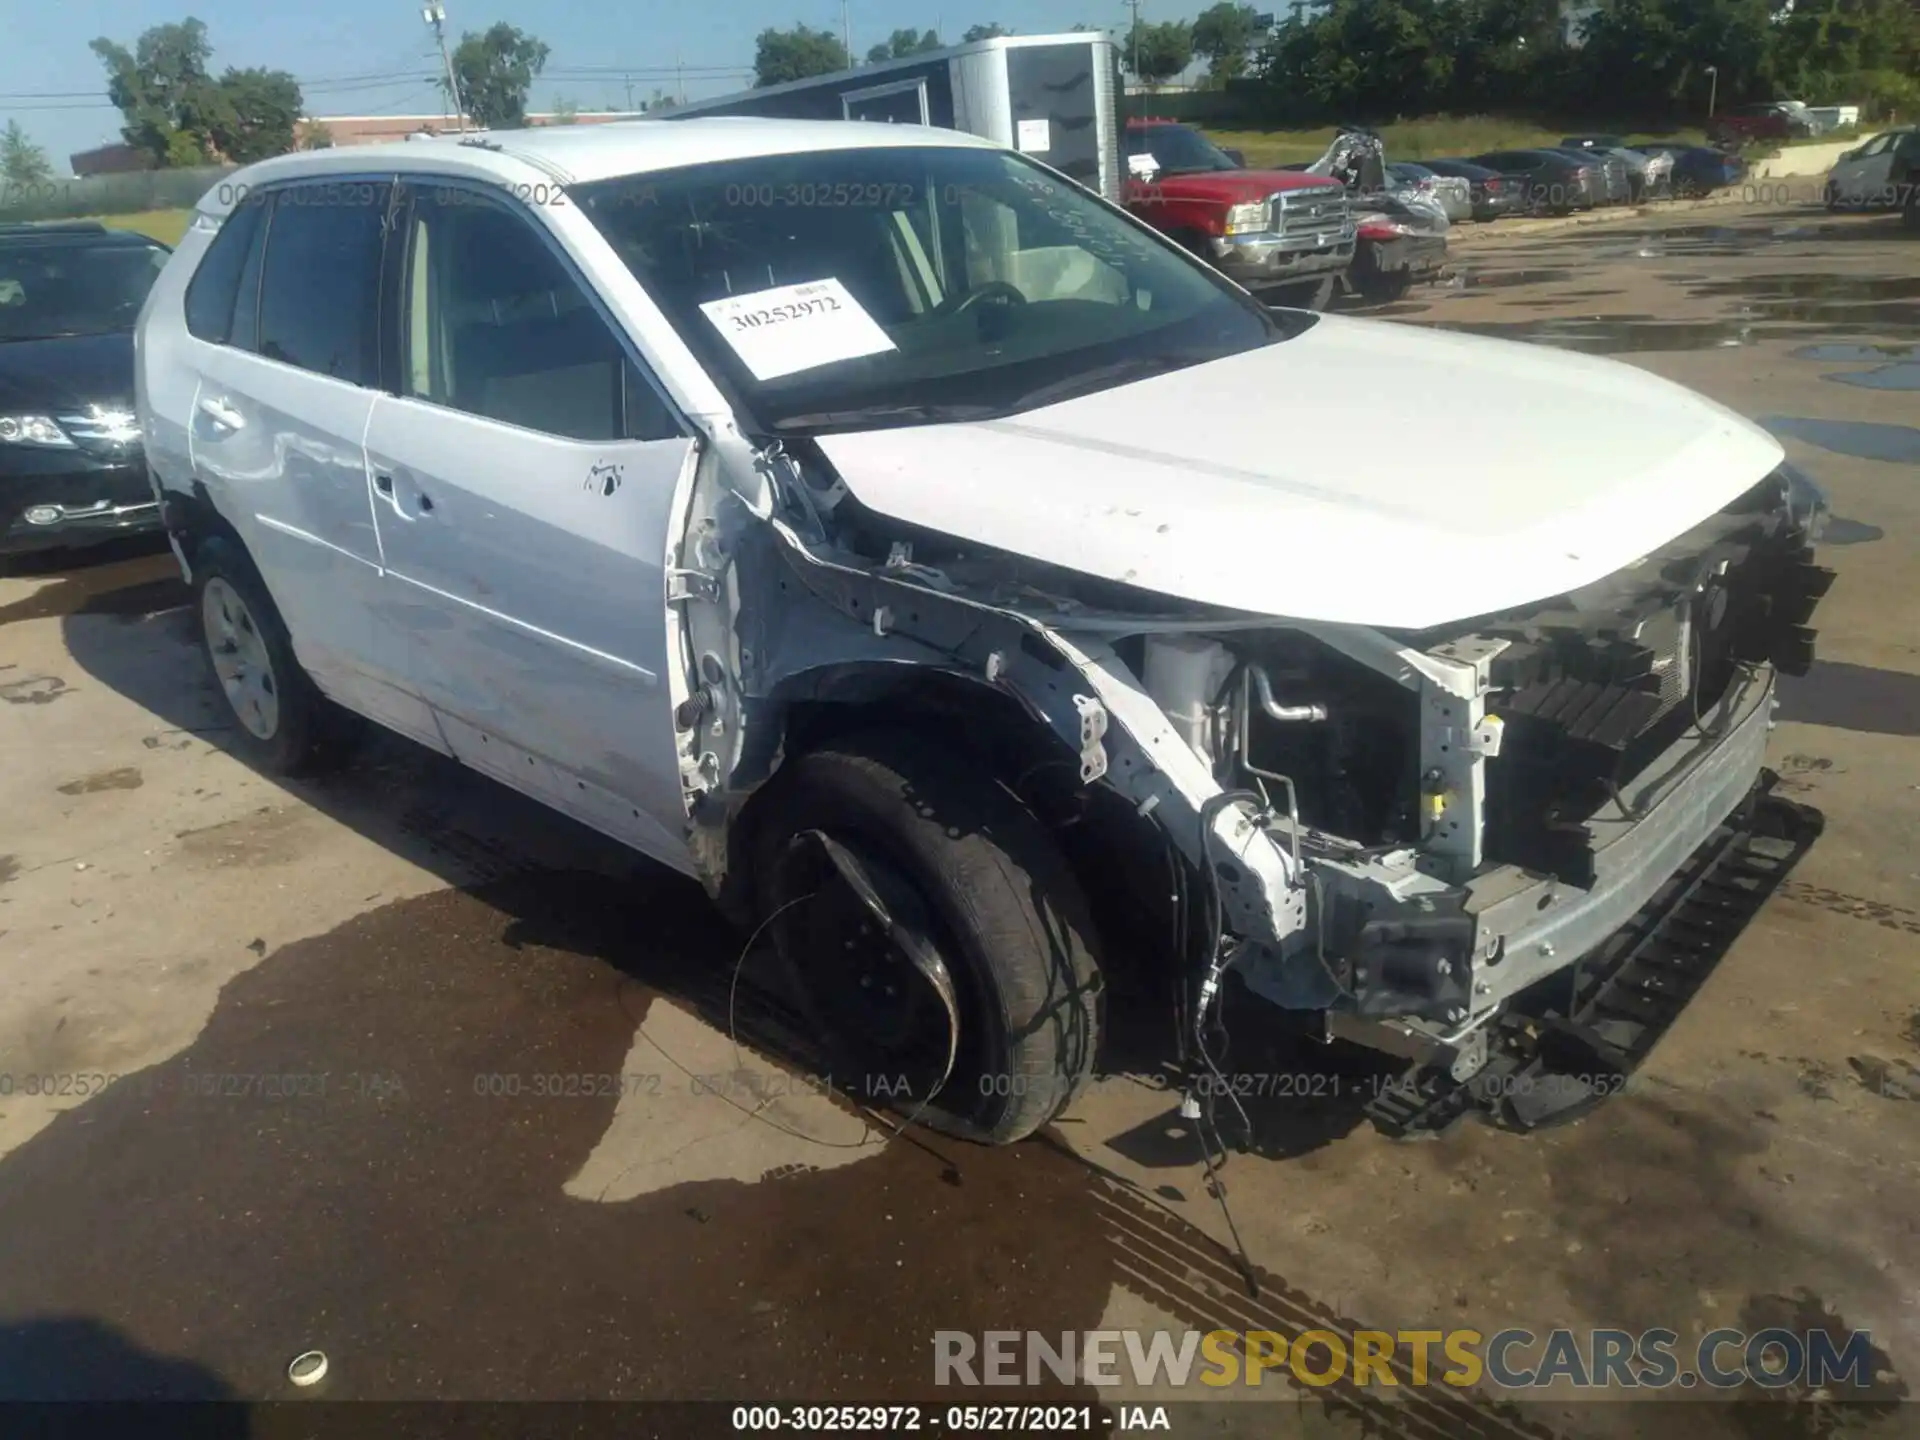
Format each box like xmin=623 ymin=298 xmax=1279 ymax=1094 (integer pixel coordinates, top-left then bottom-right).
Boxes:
xmin=669 ymin=413 xmax=1833 ymax=1096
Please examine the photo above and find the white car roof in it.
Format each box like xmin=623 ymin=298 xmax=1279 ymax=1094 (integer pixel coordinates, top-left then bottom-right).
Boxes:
xmin=195 ymin=117 xmax=998 ymax=218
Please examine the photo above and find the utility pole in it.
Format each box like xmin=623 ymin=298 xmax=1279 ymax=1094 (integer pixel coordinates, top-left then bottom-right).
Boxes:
xmin=1705 ymin=63 xmax=1719 ymax=118
xmin=1126 ymin=0 xmax=1142 ymax=84
xmin=841 ymin=0 xmax=853 ymax=66
xmin=623 ymin=73 xmax=635 ymax=112
xmin=422 ymin=2 xmax=466 ymax=132
xmin=676 ymin=51 xmax=686 ymax=105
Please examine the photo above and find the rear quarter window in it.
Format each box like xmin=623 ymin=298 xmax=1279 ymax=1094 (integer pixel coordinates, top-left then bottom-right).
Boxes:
xmin=184 ymin=200 xmax=265 ymax=344
xmin=255 ymin=180 xmax=391 ymax=386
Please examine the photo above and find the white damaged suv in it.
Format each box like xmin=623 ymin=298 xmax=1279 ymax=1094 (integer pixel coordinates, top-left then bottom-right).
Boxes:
xmin=137 ymin=119 xmax=1832 ymax=1143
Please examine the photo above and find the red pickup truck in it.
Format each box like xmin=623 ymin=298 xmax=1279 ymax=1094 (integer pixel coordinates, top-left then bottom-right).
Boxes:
xmin=1708 ymin=103 xmax=1818 ymax=149
xmin=1123 ymin=119 xmax=1356 ymax=309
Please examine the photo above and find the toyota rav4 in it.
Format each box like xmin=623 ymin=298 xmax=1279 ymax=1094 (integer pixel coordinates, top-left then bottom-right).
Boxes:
xmin=137 ymin=119 xmax=1831 ymax=1145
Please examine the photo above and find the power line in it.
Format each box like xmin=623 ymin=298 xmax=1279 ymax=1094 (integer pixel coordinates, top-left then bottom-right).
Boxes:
xmin=0 ymin=68 xmax=431 ymax=100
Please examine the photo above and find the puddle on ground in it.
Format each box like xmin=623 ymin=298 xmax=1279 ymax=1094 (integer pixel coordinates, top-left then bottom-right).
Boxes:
xmin=1822 ymin=517 xmax=1886 ymax=545
xmin=1777 ymin=660 xmax=1920 ymax=738
xmin=1790 ymin=342 xmax=1920 ymax=362
xmin=1824 ymin=362 xmax=1920 ymax=391
xmin=1690 ymin=274 xmax=1920 ymax=303
xmin=1415 ymin=315 xmax=1878 ymax=353
xmin=1444 ymin=267 xmax=1574 ymax=290
xmin=1762 ymin=416 xmax=1920 ymax=466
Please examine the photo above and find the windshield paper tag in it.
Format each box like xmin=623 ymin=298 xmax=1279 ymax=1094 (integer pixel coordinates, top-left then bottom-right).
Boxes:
xmin=698 ymin=278 xmax=896 ymax=381
xmin=1017 ymin=118 xmax=1051 ymax=153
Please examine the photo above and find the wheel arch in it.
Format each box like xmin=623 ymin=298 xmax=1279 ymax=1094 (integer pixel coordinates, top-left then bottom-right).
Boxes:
xmin=719 ymin=660 xmax=1186 ymax=985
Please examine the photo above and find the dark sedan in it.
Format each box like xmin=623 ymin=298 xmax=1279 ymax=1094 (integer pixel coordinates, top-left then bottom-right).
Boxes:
xmin=1629 ymin=143 xmax=1747 ymax=198
xmin=1 ymin=221 xmax=170 ymax=557
xmin=1544 ymin=147 xmax=1631 ymax=204
xmin=1415 ymin=158 xmax=1527 ymax=221
xmin=1468 ymin=150 xmax=1601 ymax=214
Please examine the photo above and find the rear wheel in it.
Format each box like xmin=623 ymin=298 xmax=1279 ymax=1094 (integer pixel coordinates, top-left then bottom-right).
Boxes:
xmin=751 ymin=731 xmax=1103 ymax=1146
xmin=193 ymin=540 xmax=355 ymax=776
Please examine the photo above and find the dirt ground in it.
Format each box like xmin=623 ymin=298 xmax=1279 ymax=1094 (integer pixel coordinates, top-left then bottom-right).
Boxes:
xmin=1 ymin=201 xmax=1916 ymax=1438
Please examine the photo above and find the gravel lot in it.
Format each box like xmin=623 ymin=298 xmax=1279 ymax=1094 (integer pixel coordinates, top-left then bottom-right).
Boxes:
xmin=1 ymin=201 xmax=1915 ymax=1437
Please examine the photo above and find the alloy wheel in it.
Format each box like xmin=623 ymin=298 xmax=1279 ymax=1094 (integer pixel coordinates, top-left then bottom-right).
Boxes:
xmin=202 ymin=576 xmax=280 ymax=741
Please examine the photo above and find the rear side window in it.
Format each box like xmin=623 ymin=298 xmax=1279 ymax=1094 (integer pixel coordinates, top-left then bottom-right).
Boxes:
xmin=257 ymin=180 xmax=391 ymax=385
xmin=184 ymin=199 xmax=265 ymax=343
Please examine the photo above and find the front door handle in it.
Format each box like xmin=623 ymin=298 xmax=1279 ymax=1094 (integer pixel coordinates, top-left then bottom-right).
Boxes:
xmin=196 ymin=394 xmax=245 ymax=431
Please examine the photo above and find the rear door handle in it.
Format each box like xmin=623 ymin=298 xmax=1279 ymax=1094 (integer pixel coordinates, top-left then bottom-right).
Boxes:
xmin=371 ymin=470 xmax=434 ymax=519
xmin=371 ymin=470 xmax=409 ymax=521
xmin=196 ymin=395 xmax=245 ymax=431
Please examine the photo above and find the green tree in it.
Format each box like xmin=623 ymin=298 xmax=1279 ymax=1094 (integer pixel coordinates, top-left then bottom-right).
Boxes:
xmin=1769 ymin=0 xmax=1920 ymax=115
xmin=90 ymin=18 xmax=212 ymax=166
xmin=1577 ymin=0 xmax=1770 ymax=116
xmin=962 ymin=23 xmax=1014 ymax=41
xmin=1 ymin=121 xmax=53 ymax=188
xmin=91 ymin=19 xmax=304 ymax=167
xmin=867 ymin=28 xmax=943 ymax=62
xmin=451 ymin=22 xmax=551 ymax=129
xmin=754 ymin=24 xmax=850 ymax=84
xmin=550 ymin=96 xmax=581 ymax=123
xmin=1191 ymin=3 xmax=1265 ymax=82
xmin=1123 ymin=19 xmax=1194 ymax=84
xmin=299 ymin=120 xmax=335 ymax=150
xmin=202 ymin=66 xmax=303 ymax=162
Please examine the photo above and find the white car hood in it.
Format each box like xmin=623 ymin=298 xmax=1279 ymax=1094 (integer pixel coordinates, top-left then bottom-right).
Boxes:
xmin=813 ymin=313 xmax=1785 ymax=631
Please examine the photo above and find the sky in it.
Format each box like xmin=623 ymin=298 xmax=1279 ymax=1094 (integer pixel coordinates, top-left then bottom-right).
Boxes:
xmin=6 ymin=0 xmax=1191 ymax=173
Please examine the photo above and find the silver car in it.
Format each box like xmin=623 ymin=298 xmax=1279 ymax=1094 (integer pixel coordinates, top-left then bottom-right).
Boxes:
xmin=1389 ymin=162 xmax=1474 ymax=222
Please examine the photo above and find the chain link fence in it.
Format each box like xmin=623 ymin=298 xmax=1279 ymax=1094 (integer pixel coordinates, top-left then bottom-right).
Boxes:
xmin=0 ymin=166 xmax=237 ymax=224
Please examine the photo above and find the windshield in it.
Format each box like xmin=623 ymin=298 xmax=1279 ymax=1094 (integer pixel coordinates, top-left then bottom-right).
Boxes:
xmin=1128 ymin=124 xmax=1240 ymax=175
xmin=576 ymin=144 xmax=1288 ymax=436
xmin=0 ymin=239 xmax=169 ymax=341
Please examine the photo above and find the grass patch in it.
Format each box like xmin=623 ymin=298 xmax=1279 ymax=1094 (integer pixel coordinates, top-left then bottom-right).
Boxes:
xmin=82 ymin=209 xmax=193 ymax=245
xmin=1200 ymin=115 xmax=1709 ymax=166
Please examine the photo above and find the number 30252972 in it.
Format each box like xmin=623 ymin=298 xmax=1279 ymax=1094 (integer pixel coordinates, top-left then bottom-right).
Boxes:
xmin=726 ymin=296 xmax=843 ymax=333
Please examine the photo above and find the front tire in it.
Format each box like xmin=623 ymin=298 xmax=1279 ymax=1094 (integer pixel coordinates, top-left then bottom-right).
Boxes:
xmin=1354 ymin=267 xmax=1413 ymax=305
xmin=751 ymin=731 xmax=1103 ymax=1146
xmin=1266 ymin=276 xmax=1336 ymax=311
xmin=193 ymin=539 xmax=352 ymax=776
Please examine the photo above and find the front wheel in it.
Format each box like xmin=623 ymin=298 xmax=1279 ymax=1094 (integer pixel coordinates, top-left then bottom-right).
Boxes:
xmin=1354 ymin=268 xmax=1413 ymax=305
xmin=751 ymin=732 xmax=1104 ymax=1145
xmin=193 ymin=540 xmax=355 ymax=776
xmin=1265 ymin=276 xmax=1335 ymax=311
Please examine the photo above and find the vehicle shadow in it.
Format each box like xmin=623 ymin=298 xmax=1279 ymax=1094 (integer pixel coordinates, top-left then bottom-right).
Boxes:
xmin=0 ymin=533 xmax=171 ymax=583
xmin=52 ymin=561 xmax=1394 ymax=1164
xmin=0 ymin=1316 xmax=244 ymax=1408
xmin=44 ymin=562 xmax=845 ymax=1083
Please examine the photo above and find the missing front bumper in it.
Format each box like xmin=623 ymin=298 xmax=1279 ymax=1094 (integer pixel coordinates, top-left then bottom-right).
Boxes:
xmin=1357 ymin=768 xmax=1823 ymax=1137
